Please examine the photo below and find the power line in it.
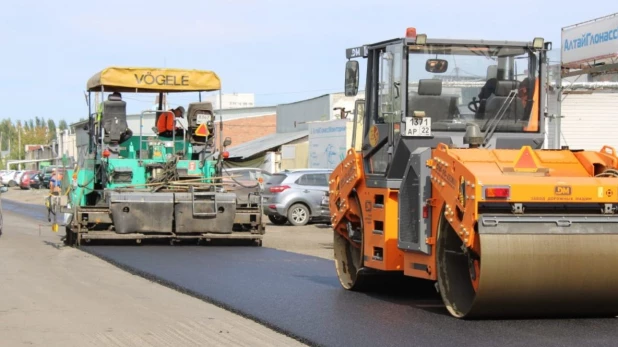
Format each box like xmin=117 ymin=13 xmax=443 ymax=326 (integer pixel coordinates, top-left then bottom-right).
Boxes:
xmin=219 ymin=124 xmax=275 ymax=128
xmin=253 ymin=88 xmax=343 ymax=96
xmin=109 ymin=87 xmax=346 ymax=103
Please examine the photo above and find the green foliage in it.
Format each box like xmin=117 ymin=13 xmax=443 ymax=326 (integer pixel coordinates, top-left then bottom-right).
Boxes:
xmin=47 ymin=119 xmax=57 ymax=141
xmin=0 ymin=117 xmax=70 ymax=168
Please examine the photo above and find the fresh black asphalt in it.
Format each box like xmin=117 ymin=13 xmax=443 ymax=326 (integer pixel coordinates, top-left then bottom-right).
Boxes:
xmin=4 ymin=199 xmax=617 ymax=347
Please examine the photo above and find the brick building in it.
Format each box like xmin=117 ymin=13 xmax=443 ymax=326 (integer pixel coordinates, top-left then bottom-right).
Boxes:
xmin=213 ymin=114 xmax=276 ymax=148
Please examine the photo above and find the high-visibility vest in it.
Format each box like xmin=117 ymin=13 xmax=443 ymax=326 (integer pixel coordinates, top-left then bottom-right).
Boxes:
xmin=96 ymin=102 xmax=103 ymax=122
xmin=157 ymin=111 xmax=175 ymax=133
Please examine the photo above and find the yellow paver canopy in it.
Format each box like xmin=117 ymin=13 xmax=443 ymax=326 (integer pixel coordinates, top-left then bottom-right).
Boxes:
xmin=87 ymin=67 xmax=221 ymax=92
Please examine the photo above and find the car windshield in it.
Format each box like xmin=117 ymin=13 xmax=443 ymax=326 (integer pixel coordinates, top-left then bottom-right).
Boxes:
xmin=266 ymin=174 xmax=287 ymax=185
xmin=404 ymin=44 xmax=540 ymax=133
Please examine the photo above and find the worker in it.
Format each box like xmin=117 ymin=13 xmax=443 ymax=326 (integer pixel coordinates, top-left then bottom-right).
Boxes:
xmin=49 ymin=168 xmax=62 ymax=195
xmin=45 ymin=168 xmax=64 ymax=225
xmin=157 ymin=106 xmax=185 ymax=137
xmin=516 ymin=77 xmax=535 ymax=121
xmin=518 ymin=78 xmax=531 ymax=107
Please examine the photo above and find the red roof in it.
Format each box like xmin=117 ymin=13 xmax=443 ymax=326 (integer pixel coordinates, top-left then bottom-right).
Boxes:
xmin=25 ymin=145 xmax=46 ymax=152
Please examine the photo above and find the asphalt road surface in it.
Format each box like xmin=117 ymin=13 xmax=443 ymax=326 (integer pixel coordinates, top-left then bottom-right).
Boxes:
xmin=5 ymin=200 xmax=618 ymax=347
xmin=3 ymin=199 xmax=48 ymax=222
xmin=81 ymin=246 xmax=618 ymax=347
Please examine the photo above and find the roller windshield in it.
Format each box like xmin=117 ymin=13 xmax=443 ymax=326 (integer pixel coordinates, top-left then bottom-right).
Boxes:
xmin=406 ymin=44 xmax=540 ymax=133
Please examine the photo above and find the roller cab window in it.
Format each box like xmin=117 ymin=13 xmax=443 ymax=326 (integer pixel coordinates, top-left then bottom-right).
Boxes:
xmin=407 ymin=44 xmax=540 ymax=133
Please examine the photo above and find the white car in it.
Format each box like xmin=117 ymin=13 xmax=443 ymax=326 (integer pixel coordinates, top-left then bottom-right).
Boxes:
xmin=0 ymin=171 xmax=16 ymax=186
xmin=9 ymin=171 xmax=26 ymax=187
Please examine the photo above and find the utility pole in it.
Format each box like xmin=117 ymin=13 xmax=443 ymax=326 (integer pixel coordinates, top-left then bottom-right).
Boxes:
xmin=17 ymin=124 xmax=21 ymax=170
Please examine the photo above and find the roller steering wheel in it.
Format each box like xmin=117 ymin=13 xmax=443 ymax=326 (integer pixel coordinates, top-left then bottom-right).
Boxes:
xmin=468 ymin=97 xmax=480 ymax=113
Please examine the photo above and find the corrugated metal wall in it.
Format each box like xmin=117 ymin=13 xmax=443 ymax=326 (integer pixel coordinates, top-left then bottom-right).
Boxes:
xmin=546 ymin=89 xmax=559 ymax=149
xmin=547 ymin=91 xmax=618 ymax=151
xmin=276 ymin=95 xmax=330 ymax=133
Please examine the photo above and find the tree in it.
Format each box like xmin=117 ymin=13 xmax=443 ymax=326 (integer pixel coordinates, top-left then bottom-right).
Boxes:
xmin=14 ymin=120 xmax=22 ymax=160
xmin=0 ymin=117 xmax=71 ymax=166
xmin=47 ymin=119 xmax=57 ymax=141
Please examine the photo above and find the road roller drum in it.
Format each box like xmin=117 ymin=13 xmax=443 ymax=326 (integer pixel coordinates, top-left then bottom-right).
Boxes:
xmin=438 ymin=214 xmax=618 ymax=318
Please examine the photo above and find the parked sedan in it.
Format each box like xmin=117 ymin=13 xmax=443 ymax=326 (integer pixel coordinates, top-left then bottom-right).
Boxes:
xmin=9 ymin=171 xmax=26 ymax=187
xmin=29 ymin=172 xmax=43 ymax=189
xmin=320 ymin=191 xmax=330 ymax=220
xmin=262 ymin=169 xmax=332 ymax=226
xmin=0 ymin=171 xmax=16 ymax=186
xmin=20 ymin=170 xmax=42 ymax=190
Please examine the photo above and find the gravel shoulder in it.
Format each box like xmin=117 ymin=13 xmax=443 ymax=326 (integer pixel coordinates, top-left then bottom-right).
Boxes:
xmin=262 ymin=222 xmax=334 ymax=260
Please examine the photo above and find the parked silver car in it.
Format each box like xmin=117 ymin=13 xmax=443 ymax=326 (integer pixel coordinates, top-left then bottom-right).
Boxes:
xmin=262 ymin=169 xmax=332 ymax=226
xmin=319 ymin=191 xmax=330 ymax=224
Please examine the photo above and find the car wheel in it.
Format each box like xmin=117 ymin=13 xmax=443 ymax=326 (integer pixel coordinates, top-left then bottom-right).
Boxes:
xmin=8 ymin=180 xmax=16 ymax=187
xmin=268 ymin=215 xmax=288 ymax=225
xmin=287 ymin=203 xmax=310 ymax=226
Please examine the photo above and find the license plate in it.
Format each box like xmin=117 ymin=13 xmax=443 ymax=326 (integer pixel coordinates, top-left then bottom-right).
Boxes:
xmin=404 ymin=116 xmax=431 ymax=137
xmin=196 ymin=114 xmax=209 ymax=124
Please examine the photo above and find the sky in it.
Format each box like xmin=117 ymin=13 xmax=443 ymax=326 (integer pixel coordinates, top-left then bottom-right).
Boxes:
xmin=0 ymin=0 xmax=613 ymax=125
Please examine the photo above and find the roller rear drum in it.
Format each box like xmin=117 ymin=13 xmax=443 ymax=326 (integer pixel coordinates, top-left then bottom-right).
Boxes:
xmin=437 ymin=212 xmax=618 ymax=319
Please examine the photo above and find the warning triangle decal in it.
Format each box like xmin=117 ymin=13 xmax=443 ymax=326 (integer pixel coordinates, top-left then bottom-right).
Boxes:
xmin=512 ymin=146 xmax=541 ymax=172
xmin=195 ymin=123 xmax=209 ymax=137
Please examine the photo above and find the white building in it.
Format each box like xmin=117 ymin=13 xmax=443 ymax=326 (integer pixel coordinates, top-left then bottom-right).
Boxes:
xmin=55 ymin=129 xmax=77 ymax=161
xmin=545 ymin=70 xmax=618 ymax=151
xmin=203 ymin=93 xmax=255 ymax=109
